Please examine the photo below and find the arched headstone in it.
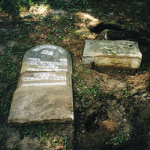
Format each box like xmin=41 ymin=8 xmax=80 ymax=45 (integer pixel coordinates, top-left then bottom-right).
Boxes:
xmin=8 ymin=44 xmax=73 ymax=124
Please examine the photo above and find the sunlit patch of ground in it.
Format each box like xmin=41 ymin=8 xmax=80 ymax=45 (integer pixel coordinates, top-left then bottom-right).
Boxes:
xmin=74 ymin=12 xmax=100 ymax=39
xmin=19 ymin=4 xmax=51 ymax=21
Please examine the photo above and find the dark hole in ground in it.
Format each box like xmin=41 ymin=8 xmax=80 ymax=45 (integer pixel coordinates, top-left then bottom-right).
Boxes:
xmin=90 ymin=22 xmax=124 ymax=34
xmin=90 ymin=22 xmax=139 ymax=40
xmin=85 ymin=111 xmax=108 ymax=133
xmin=138 ymin=44 xmax=150 ymax=66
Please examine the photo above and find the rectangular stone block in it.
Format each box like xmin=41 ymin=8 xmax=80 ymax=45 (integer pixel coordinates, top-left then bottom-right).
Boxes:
xmin=8 ymin=44 xmax=73 ymax=124
xmin=82 ymin=40 xmax=142 ymax=69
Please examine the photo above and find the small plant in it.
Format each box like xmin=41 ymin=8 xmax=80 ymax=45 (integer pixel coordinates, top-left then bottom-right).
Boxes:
xmin=48 ymin=37 xmax=54 ymax=41
xmin=88 ymin=85 xmax=101 ymax=100
xmin=17 ymin=34 xmax=23 ymax=40
xmin=80 ymin=80 xmax=86 ymax=86
xmin=8 ymin=48 xmax=13 ymax=53
xmin=127 ymin=99 xmax=132 ymax=102
xmin=28 ymin=13 xmax=33 ymax=18
xmin=72 ymin=74 xmax=79 ymax=82
xmin=41 ymin=22 xmax=45 ymax=26
xmin=85 ymin=70 xmax=91 ymax=74
xmin=110 ymin=132 xmax=127 ymax=147
xmin=62 ymin=137 xmax=68 ymax=150
xmin=58 ymin=36 xmax=63 ymax=40
xmin=93 ymin=89 xmax=101 ymax=100
xmin=125 ymin=91 xmax=130 ymax=98
xmin=62 ymin=16 xmax=72 ymax=25
xmin=79 ymin=65 xmax=83 ymax=70
xmin=58 ymin=42 xmax=61 ymax=45
xmin=85 ymin=89 xmax=90 ymax=94
xmin=82 ymin=0 xmax=88 ymax=4
xmin=5 ymin=32 xmax=9 ymax=35
xmin=110 ymin=137 xmax=118 ymax=146
xmin=140 ymin=64 xmax=147 ymax=70
xmin=56 ymin=29 xmax=62 ymax=33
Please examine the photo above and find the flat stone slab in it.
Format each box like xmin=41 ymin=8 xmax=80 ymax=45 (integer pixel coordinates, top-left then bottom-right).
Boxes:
xmin=82 ymin=40 xmax=142 ymax=69
xmin=8 ymin=44 xmax=73 ymax=124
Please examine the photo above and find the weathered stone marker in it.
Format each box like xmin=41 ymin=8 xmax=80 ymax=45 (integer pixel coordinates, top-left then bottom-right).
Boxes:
xmin=82 ymin=40 xmax=142 ymax=69
xmin=8 ymin=44 xmax=73 ymax=124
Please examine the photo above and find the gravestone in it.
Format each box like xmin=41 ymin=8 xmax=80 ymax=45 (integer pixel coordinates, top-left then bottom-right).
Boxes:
xmin=82 ymin=40 xmax=142 ymax=69
xmin=8 ymin=44 xmax=73 ymax=124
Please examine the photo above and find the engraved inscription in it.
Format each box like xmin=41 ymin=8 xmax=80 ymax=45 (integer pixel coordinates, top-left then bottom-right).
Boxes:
xmin=37 ymin=65 xmax=59 ymax=69
xmin=20 ymin=44 xmax=72 ymax=87
xmin=21 ymin=44 xmax=72 ymax=74
xmin=41 ymin=50 xmax=54 ymax=56
xmin=27 ymin=68 xmax=53 ymax=71
xmin=27 ymin=68 xmax=68 ymax=72
xmin=23 ymin=76 xmax=66 ymax=81
xmin=22 ymin=82 xmax=66 ymax=86
xmin=54 ymin=69 xmax=68 ymax=71
xmin=28 ymin=58 xmax=41 ymax=61
xmin=59 ymin=59 xmax=67 ymax=62
xmin=28 ymin=61 xmax=68 ymax=66
xmin=34 ymin=73 xmax=56 ymax=76
xmin=27 ymin=60 xmax=68 ymax=71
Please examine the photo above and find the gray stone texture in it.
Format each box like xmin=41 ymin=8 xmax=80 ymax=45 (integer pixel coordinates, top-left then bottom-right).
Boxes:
xmin=8 ymin=44 xmax=73 ymax=124
xmin=82 ymin=40 xmax=142 ymax=69
xmin=20 ymin=44 xmax=72 ymax=74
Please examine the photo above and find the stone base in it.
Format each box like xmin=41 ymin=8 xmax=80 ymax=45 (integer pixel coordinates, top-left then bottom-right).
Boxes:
xmin=8 ymin=85 xmax=73 ymax=125
xmin=82 ymin=40 xmax=142 ymax=69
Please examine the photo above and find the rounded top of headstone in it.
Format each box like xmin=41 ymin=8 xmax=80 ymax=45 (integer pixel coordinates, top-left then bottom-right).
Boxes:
xmin=20 ymin=44 xmax=72 ymax=74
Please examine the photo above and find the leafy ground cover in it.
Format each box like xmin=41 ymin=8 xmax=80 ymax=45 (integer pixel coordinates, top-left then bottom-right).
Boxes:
xmin=0 ymin=0 xmax=150 ymax=149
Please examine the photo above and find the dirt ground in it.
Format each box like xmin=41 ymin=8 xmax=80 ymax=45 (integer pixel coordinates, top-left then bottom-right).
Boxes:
xmin=0 ymin=0 xmax=150 ymax=150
